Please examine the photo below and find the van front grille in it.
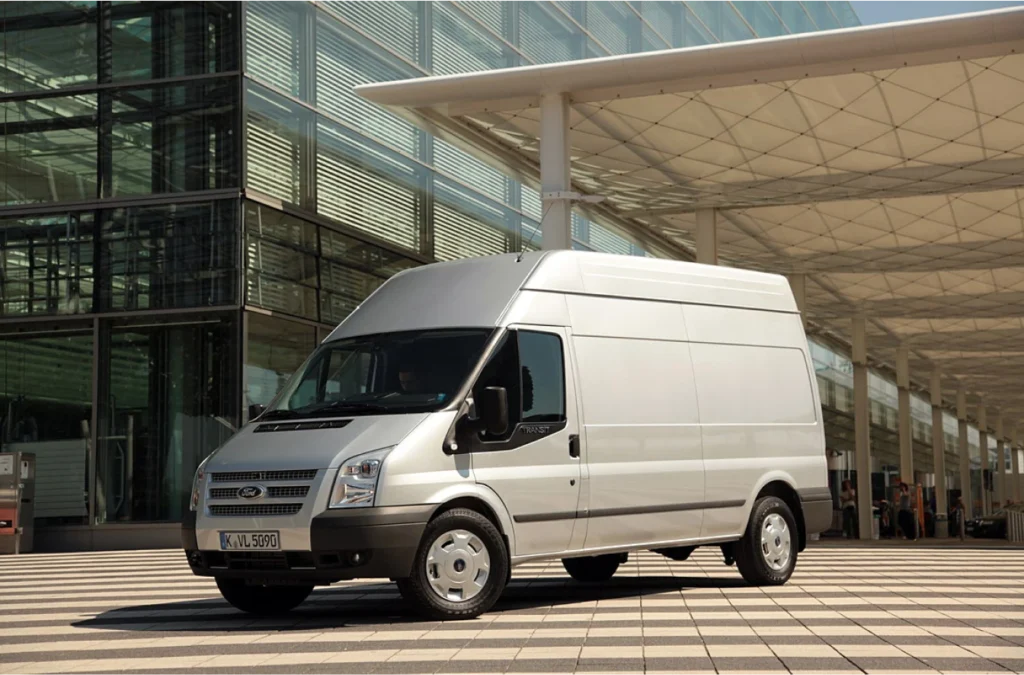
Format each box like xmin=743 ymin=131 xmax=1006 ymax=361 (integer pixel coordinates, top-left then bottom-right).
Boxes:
xmin=210 ymin=470 xmax=317 ymax=483
xmin=209 ymin=503 xmax=303 ymax=517
xmin=208 ymin=486 xmax=310 ymax=500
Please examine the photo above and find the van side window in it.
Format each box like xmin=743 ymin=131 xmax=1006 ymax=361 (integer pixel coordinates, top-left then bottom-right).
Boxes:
xmin=519 ymin=331 xmax=565 ymax=423
xmin=472 ymin=329 xmax=566 ymax=442
xmin=473 ymin=332 xmax=521 ymax=441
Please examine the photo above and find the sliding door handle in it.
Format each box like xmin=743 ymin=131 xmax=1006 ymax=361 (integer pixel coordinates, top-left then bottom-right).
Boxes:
xmin=569 ymin=434 xmax=580 ymax=458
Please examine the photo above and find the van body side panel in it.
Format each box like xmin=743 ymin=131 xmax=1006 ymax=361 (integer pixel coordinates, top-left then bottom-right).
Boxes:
xmin=499 ymin=290 xmax=571 ymax=328
xmin=686 ymin=307 xmax=824 ymax=540
xmin=568 ymin=296 xmax=703 ymax=549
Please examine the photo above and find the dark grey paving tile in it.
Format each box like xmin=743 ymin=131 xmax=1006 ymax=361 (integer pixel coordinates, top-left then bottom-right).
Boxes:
xmin=847 ymin=656 xmax=932 ymax=671
xmin=917 ymin=657 xmax=1010 ymax=672
xmin=582 ymin=637 xmax=643 ymax=647
xmin=779 ymin=656 xmax=861 ymax=672
xmin=710 ymin=656 xmax=788 ymax=671
xmin=643 ymin=656 xmax=716 ymax=671
xmin=575 ymin=659 xmax=645 ymax=671
xmin=507 ymin=659 xmax=578 ymax=672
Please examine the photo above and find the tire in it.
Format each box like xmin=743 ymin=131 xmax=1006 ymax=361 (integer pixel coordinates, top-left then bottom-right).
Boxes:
xmin=734 ymin=496 xmax=798 ymax=586
xmin=397 ymin=508 xmax=509 ymax=620
xmin=561 ymin=554 xmax=622 ymax=582
xmin=215 ymin=578 xmax=312 ymax=615
xmin=653 ymin=546 xmax=695 ymax=561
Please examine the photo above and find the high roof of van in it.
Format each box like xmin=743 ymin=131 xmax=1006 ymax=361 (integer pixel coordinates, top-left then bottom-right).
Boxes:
xmin=326 ymin=251 xmax=797 ymax=342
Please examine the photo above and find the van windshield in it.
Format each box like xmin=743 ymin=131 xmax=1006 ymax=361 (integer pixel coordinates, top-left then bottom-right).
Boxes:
xmin=262 ymin=329 xmax=493 ymax=420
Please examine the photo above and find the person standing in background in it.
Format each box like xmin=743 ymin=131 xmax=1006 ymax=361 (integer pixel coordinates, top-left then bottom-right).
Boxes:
xmin=840 ymin=479 xmax=857 ymax=539
xmin=897 ymin=482 xmax=916 ymax=540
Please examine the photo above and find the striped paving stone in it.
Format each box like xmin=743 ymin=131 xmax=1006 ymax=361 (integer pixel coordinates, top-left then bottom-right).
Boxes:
xmin=1 ymin=547 xmax=1023 ymax=673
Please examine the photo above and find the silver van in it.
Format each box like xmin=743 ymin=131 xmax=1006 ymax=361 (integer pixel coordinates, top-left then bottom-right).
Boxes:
xmin=183 ymin=251 xmax=831 ymax=619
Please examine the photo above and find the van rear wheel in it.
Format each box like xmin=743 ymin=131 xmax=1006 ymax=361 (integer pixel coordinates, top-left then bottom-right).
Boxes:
xmin=397 ymin=508 xmax=509 ymax=620
xmin=734 ymin=496 xmax=798 ymax=586
xmin=215 ymin=578 xmax=312 ymax=615
xmin=561 ymin=554 xmax=622 ymax=582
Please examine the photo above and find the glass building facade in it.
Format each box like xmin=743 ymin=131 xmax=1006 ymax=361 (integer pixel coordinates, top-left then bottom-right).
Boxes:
xmin=12 ymin=0 xmax=988 ymax=550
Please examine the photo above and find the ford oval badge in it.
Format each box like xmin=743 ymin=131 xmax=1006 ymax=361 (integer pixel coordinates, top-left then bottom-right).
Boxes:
xmin=237 ymin=485 xmax=266 ymax=500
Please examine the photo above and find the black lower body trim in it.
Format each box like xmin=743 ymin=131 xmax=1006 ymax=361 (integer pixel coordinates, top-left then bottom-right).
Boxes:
xmin=799 ymin=487 xmax=833 ymax=535
xmin=514 ymin=499 xmax=745 ymax=524
xmin=184 ymin=505 xmax=433 ymax=584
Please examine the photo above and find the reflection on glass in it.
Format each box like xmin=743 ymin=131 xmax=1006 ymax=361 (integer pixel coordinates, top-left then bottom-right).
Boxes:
xmin=0 ymin=212 xmax=95 ymax=316
xmin=266 ymin=329 xmax=491 ymax=420
xmin=96 ymin=317 xmax=238 ymax=523
xmin=245 ymin=313 xmax=317 ymax=410
xmin=99 ymin=199 xmax=238 ymax=311
xmin=0 ymin=330 xmax=93 ymax=526
xmin=1 ymin=95 xmax=98 ymax=205
xmin=111 ymin=2 xmax=238 ymax=82
xmin=1 ymin=2 xmax=97 ymax=92
xmin=109 ymin=80 xmax=238 ymax=196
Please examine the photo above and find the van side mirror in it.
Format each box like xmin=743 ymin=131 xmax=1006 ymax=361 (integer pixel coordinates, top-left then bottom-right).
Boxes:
xmin=478 ymin=386 xmax=509 ymax=436
xmin=248 ymin=403 xmax=266 ymax=421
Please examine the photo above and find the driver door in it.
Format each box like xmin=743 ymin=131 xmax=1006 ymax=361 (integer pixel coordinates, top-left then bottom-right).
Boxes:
xmin=469 ymin=326 xmax=583 ymax=557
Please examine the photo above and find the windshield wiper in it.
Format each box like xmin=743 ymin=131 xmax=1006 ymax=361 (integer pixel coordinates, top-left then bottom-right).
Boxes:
xmin=307 ymin=401 xmax=391 ymax=414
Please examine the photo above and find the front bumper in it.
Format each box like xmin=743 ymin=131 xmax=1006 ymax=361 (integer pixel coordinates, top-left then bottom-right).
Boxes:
xmin=182 ymin=505 xmax=434 ymax=584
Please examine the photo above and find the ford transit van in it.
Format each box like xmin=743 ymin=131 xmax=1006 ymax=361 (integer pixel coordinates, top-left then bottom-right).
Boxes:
xmin=183 ymin=251 xmax=831 ymax=619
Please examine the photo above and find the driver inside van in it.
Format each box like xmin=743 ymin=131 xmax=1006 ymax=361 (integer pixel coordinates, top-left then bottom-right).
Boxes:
xmin=398 ymin=366 xmax=422 ymax=394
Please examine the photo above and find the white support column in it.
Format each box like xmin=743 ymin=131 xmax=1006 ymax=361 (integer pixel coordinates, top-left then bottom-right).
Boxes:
xmin=695 ymin=208 xmax=718 ymax=265
xmin=956 ymin=385 xmax=971 ymax=519
xmin=995 ymin=415 xmax=1006 ymax=509
xmin=787 ymin=274 xmax=807 ymax=329
xmin=978 ymin=403 xmax=989 ymax=515
xmin=539 ymin=93 xmax=572 ymax=251
xmin=931 ymin=368 xmax=948 ymax=538
xmin=852 ymin=317 xmax=873 ymax=540
xmin=896 ymin=345 xmax=913 ymax=488
xmin=1013 ymin=426 xmax=1022 ymax=504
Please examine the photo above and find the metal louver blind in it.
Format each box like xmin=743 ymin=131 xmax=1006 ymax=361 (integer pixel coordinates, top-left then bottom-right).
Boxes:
xmin=521 ymin=186 xmax=543 ymax=222
xmin=434 ymin=180 xmax=509 ymax=261
xmin=246 ymin=87 xmax=303 ymax=205
xmin=316 ymin=18 xmax=419 ymax=155
xmin=432 ymin=4 xmax=507 ymax=75
xmin=246 ymin=2 xmax=302 ymax=97
xmin=585 ymin=1 xmax=631 ymax=54
xmin=519 ymin=4 xmax=575 ymax=65
xmin=321 ymin=1 xmax=421 ymax=65
xmin=589 ymin=221 xmax=632 ymax=256
xmin=317 ymin=120 xmax=421 ymax=252
xmin=454 ymin=1 xmax=506 ymax=40
xmin=433 ymin=138 xmax=508 ymax=205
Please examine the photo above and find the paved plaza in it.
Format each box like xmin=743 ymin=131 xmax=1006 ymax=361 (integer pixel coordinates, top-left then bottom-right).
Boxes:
xmin=2 ymin=546 xmax=1024 ymax=674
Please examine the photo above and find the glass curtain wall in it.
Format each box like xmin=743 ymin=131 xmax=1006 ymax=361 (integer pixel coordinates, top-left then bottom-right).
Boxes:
xmin=0 ymin=1 xmax=243 ymax=531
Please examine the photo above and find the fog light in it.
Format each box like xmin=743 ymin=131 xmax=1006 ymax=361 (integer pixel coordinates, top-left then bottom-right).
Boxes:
xmin=350 ymin=552 xmax=363 ymax=565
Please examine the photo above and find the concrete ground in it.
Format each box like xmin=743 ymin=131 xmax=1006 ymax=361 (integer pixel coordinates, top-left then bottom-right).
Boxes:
xmin=2 ymin=545 xmax=1024 ymax=674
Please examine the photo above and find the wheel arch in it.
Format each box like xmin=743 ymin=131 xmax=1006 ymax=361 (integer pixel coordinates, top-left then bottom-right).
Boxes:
xmin=423 ymin=484 xmax=517 ymax=558
xmin=752 ymin=476 xmax=807 ymax=552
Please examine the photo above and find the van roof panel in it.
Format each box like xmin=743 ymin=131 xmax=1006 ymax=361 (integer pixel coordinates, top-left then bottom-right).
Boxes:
xmin=326 ymin=251 xmax=796 ymax=342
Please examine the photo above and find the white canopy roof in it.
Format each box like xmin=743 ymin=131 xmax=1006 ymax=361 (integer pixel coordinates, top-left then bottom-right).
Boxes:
xmin=357 ymin=7 xmax=1024 ymax=424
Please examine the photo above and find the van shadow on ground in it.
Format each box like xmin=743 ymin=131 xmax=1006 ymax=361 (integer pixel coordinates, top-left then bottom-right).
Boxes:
xmin=74 ymin=575 xmax=748 ymax=633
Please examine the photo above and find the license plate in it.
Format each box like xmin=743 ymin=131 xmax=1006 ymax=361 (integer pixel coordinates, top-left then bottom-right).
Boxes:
xmin=220 ymin=531 xmax=280 ymax=550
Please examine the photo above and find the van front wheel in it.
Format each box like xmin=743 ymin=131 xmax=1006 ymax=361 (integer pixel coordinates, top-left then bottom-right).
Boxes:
xmin=561 ymin=554 xmax=622 ymax=582
xmin=397 ymin=508 xmax=509 ymax=620
xmin=734 ymin=496 xmax=798 ymax=586
xmin=215 ymin=578 xmax=312 ymax=615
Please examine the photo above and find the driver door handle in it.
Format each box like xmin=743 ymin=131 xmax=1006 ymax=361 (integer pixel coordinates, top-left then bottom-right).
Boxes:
xmin=569 ymin=434 xmax=580 ymax=458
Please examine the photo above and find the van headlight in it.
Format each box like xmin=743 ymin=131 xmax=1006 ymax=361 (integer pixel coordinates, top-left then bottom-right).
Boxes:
xmin=329 ymin=447 xmax=393 ymax=509
xmin=189 ymin=456 xmax=211 ymax=512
